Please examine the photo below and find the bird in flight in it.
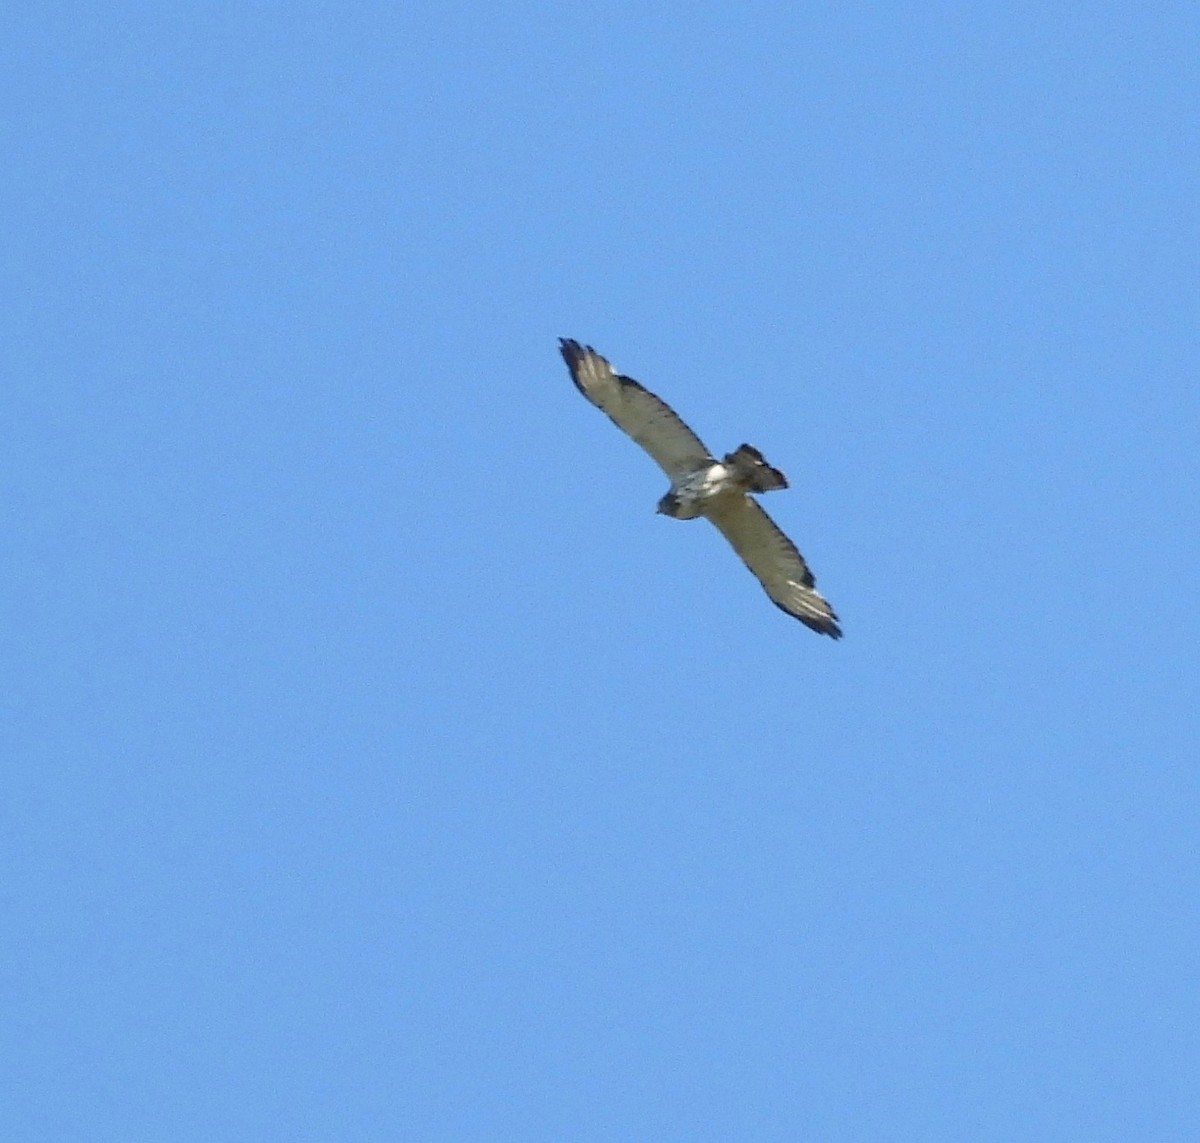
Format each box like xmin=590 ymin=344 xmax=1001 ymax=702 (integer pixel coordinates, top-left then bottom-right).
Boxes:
xmin=559 ymin=339 xmax=841 ymax=638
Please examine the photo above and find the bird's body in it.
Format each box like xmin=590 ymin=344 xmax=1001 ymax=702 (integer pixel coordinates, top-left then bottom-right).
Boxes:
xmin=558 ymin=338 xmax=841 ymax=638
xmin=657 ymin=462 xmax=735 ymax=520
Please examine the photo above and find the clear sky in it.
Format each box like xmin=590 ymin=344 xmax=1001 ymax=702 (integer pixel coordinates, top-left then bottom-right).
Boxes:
xmin=6 ymin=3 xmax=1198 ymax=1139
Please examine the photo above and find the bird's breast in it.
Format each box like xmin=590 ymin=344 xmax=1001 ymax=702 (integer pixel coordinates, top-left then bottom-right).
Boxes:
xmin=666 ymin=463 xmax=738 ymax=518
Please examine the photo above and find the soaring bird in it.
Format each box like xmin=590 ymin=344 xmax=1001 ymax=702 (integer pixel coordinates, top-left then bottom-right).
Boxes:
xmin=559 ymin=339 xmax=841 ymax=638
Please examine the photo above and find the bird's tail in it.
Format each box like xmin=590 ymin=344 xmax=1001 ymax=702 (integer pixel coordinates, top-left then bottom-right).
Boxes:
xmin=725 ymin=444 xmax=788 ymax=493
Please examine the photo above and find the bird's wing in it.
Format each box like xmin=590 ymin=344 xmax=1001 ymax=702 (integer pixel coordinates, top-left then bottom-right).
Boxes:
xmin=705 ymin=495 xmax=842 ymax=638
xmin=559 ymin=339 xmax=713 ymax=481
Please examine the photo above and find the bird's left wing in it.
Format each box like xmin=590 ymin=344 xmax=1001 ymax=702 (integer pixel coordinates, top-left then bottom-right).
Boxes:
xmin=559 ymin=339 xmax=713 ymax=481
xmin=705 ymin=495 xmax=842 ymax=638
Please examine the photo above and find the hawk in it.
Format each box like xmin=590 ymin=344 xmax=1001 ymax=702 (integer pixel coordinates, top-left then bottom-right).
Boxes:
xmin=559 ymin=339 xmax=841 ymax=638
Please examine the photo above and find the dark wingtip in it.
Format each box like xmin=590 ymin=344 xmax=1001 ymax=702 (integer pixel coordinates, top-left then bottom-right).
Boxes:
xmin=559 ymin=338 xmax=618 ymax=404
xmin=771 ymin=597 xmax=843 ymax=639
xmin=806 ymin=615 xmax=844 ymax=640
xmin=558 ymin=338 xmax=594 ymax=396
xmin=559 ymin=337 xmax=599 ymax=371
xmin=559 ymin=337 xmax=598 ymax=352
xmin=808 ymin=617 xmax=844 ymax=640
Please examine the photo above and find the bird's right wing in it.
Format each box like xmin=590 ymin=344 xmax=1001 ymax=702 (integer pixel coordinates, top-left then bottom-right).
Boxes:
xmin=559 ymin=339 xmax=713 ymax=481
xmin=706 ymin=495 xmax=842 ymax=638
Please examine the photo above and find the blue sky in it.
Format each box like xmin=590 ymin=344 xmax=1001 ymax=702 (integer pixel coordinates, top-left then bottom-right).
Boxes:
xmin=5 ymin=3 xmax=1198 ymax=1139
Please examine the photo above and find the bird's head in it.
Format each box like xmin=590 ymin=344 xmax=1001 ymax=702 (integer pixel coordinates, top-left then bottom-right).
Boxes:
xmin=656 ymin=491 xmax=681 ymax=517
